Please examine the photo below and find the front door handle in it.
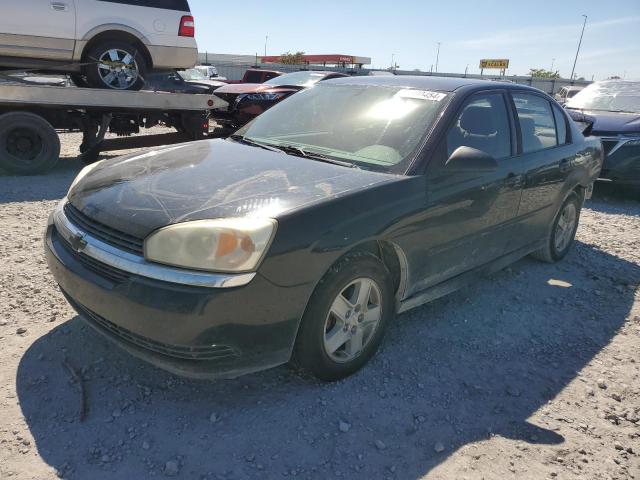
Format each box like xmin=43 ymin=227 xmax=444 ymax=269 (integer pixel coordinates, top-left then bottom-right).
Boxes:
xmin=51 ymin=2 xmax=68 ymax=11
xmin=559 ymin=158 xmax=571 ymax=173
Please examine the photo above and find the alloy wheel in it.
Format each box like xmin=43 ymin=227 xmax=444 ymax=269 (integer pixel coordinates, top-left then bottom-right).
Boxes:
xmin=323 ymin=277 xmax=383 ymax=363
xmin=554 ymin=202 xmax=577 ymax=252
xmin=97 ymin=49 xmax=140 ymax=90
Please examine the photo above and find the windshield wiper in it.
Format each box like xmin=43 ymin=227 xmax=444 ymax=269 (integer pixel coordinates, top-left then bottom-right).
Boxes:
xmin=275 ymin=144 xmax=359 ymax=169
xmin=229 ymin=134 xmax=283 ymax=153
xmin=230 ymin=135 xmax=359 ymax=168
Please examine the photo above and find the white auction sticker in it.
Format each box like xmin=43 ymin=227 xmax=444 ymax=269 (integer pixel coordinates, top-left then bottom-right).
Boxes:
xmin=396 ymin=89 xmax=447 ymax=101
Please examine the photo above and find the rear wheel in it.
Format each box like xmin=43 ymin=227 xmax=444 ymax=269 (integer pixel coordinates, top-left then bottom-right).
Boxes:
xmin=0 ymin=112 xmax=60 ymax=174
xmin=84 ymin=40 xmax=148 ymax=90
xmin=531 ymin=192 xmax=581 ymax=263
xmin=291 ymin=252 xmax=394 ymax=381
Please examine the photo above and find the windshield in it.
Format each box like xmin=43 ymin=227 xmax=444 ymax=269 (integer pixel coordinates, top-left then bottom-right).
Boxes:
xmin=566 ymin=81 xmax=640 ymax=113
xmin=264 ymin=71 xmax=329 ymax=87
xmin=179 ymin=69 xmax=207 ymax=81
xmin=236 ymin=83 xmax=448 ymax=172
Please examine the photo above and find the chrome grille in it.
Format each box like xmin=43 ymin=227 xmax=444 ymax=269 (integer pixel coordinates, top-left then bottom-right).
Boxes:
xmin=64 ymin=203 xmax=144 ymax=255
xmin=56 ymin=229 xmax=130 ymax=283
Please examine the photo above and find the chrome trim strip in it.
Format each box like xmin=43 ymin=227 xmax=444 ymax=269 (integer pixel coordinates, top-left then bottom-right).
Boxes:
xmin=52 ymin=201 xmax=256 ymax=288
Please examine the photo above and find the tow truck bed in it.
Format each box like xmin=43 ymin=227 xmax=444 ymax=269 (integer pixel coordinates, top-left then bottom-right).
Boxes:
xmin=0 ymin=84 xmax=228 ymax=175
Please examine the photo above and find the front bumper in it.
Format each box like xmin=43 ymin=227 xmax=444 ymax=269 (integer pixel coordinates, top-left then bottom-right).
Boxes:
xmin=44 ymin=209 xmax=307 ymax=379
xmin=599 ymin=136 xmax=640 ymax=186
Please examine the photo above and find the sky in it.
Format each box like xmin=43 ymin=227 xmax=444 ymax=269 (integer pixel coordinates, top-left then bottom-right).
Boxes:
xmin=189 ymin=0 xmax=640 ymax=81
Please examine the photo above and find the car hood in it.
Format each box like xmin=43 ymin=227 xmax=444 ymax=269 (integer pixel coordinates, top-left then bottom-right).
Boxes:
xmin=567 ymin=108 xmax=640 ymax=135
xmin=68 ymin=139 xmax=403 ymax=239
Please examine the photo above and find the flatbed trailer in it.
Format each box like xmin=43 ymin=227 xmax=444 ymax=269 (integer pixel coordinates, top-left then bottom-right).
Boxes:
xmin=0 ymin=84 xmax=227 ymax=174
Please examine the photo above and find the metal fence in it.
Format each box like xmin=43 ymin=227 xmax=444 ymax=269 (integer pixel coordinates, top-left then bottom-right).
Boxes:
xmin=204 ymin=61 xmax=591 ymax=95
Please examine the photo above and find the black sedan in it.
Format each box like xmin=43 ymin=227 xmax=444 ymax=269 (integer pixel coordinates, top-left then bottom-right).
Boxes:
xmin=565 ymin=80 xmax=640 ymax=187
xmin=143 ymin=69 xmax=227 ymax=94
xmin=45 ymin=76 xmax=602 ymax=381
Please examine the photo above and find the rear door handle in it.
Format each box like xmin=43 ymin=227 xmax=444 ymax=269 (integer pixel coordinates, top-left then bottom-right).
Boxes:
xmin=51 ymin=2 xmax=68 ymax=11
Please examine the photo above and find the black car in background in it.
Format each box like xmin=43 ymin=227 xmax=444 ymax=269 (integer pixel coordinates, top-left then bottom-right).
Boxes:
xmin=144 ymin=68 xmax=227 ymax=94
xmin=45 ymin=76 xmax=602 ymax=381
xmin=565 ymin=81 xmax=640 ymax=188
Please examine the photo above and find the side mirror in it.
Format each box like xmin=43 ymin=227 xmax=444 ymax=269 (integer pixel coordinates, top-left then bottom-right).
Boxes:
xmin=445 ymin=146 xmax=498 ymax=171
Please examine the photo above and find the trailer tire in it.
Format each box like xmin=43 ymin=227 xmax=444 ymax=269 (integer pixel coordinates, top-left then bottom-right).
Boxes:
xmin=0 ymin=112 xmax=60 ymax=175
xmin=84 ymin=40 xmax=148 ymax=91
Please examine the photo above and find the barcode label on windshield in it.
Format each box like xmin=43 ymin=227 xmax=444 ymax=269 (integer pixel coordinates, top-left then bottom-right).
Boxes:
xmin=397 ymin=89 xmax=447 ymax=101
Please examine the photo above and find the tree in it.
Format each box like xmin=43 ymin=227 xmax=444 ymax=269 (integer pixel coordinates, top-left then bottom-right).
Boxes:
xmin=529 ymin=68 xmax=560 ymax=79
xmin=279 ymin=51 xmax=306 ymax=65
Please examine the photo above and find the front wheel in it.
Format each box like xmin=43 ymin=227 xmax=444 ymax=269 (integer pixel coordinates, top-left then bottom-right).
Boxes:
xmin=531 ymin=192 xmax=581 ymax=263
xmin=291 ymin=252 xmax=394 ymax=381
xmin=83 ymin=40 xmax=148 ymax=90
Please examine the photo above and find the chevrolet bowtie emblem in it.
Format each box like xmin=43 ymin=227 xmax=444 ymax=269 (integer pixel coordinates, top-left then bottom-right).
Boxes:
xmin=69 ymin=232 xmax=88 ymax=253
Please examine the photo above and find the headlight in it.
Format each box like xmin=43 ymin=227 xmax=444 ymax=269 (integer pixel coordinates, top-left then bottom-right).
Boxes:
xmin=144 ymin=218 xmax=277 ymax=273
xmin=68 ymin=161 xmax=102 ymax=196
xmin=241 ymin=93 xmax=287 ymax=102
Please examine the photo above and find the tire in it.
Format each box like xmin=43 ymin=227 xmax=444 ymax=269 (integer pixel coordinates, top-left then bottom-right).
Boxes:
xmin=0 ymin=112 xmax=60 ymax=175
xmin=291 ymin=252 xmax=395 ymax=381
xmin=530 ymin=192 xmax=581 ymax=263
xmin=83 ymin=40 xmax=148 ymax=91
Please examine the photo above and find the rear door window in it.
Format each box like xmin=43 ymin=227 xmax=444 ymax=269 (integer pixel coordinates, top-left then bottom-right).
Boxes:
xmin=446 ymin=93 xmax=512 ymax=160
xmin=512 ymin=93 xmax=558 ymax=153
xmin=98 ymin=0 xmax=191 ymax=12
xmin=552 ymin=104 xmax=568 ymax=145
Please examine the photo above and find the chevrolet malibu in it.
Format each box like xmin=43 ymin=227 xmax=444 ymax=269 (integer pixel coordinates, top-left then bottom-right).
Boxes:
xmin=45 ymin=76 xmax=602 ymax=381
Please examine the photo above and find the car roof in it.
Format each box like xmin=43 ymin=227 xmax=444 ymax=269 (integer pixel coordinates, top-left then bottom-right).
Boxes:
xmin=325 ymin=75 xmax=541 ymax=93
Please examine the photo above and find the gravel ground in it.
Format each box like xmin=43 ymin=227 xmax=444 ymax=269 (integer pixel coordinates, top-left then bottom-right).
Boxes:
xmin=1 ymin=131 xmax=639 ymax=480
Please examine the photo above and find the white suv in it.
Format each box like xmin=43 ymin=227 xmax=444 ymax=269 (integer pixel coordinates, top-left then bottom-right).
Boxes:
xmin=0 ymin=0 xmax=198 ymax=90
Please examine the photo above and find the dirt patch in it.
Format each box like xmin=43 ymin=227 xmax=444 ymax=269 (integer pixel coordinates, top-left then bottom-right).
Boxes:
xmin=0 ymin=132 xmax=638 ymax=479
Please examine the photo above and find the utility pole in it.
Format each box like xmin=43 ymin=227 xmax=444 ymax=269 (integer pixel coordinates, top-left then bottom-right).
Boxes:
xmin=391 ymin=53 xmax=395 ymax=71
xmin=570 ymin=15 xmax=587 ymax=82
xmin=435 ymin=42 xmax=441 ymax=73
xmin=550 ymin=58 xmax=555 ymax=72
xmin=264 ymin=35 xmax=268 ymax=57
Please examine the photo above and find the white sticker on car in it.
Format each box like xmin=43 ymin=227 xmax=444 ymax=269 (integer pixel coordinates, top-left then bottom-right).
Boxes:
xmin=396 ymin=89 xmax=447 ymax=101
